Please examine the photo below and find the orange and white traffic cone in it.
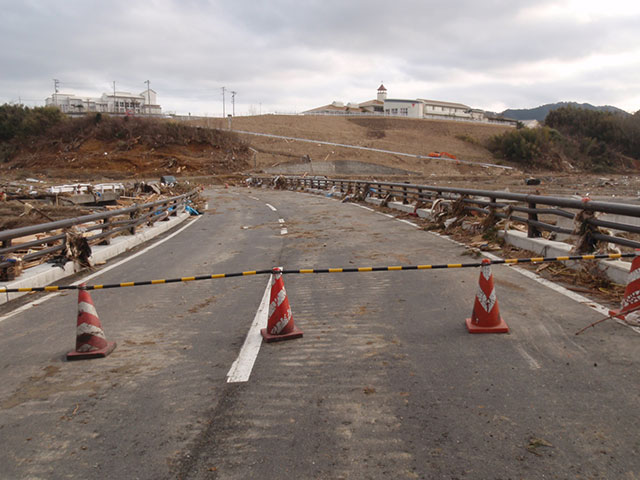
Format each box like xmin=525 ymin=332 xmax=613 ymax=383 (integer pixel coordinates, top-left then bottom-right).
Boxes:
xmin=67 ymin=285 xmax=116 ymax=360
xmin=609 ymin=252 xmax=640 ymax=325
xmin=261 ymin=268 xmax=303 ymax=343
xmin=466 ymin=259 xmax=509 ymax=333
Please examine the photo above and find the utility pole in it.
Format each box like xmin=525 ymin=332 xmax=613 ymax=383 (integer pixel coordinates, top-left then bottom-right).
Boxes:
xmin=113 ymin=81 xmax=117 ymax=113
xmin=231 ymin=91 xmax=237 ymax=116
xmin=221 ymin=86 xmax=226 ymax=117
xmin=53 ymin=79 xmax=60 ymax=106
xmin=145 ymin=79 xmax=151 ymax=116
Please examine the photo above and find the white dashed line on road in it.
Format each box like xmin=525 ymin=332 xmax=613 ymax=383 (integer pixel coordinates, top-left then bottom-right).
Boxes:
xmin=265 ymin=203 xmax=277 ymax=211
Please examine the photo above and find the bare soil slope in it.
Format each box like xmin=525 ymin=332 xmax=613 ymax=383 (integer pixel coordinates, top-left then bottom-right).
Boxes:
xmin=192 ymin=115 xmax=514 ymax=177
xmin=1 ymin=116 xmax=251 ymax=181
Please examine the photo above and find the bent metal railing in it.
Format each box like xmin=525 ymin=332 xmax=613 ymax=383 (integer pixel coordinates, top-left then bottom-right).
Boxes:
xmin=0 ymin=190 xmax=199 ymax=274
xmin=256 ymin=176 xmax=640 ymax=251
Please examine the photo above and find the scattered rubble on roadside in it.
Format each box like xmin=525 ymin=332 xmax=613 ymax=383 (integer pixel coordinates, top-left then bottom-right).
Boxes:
xmin=0 ymin=178 xmax=206 ymax=279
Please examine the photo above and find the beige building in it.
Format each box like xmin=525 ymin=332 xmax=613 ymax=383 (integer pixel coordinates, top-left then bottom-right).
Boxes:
xmin=304 ymin=84 xmax=515 ymax=125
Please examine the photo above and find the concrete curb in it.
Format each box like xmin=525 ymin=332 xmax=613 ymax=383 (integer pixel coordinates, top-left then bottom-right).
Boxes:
xmin=360 ymin=196 xmax=631 ymax=284
xmin=1 ymin=212 xmax=192 ymax=306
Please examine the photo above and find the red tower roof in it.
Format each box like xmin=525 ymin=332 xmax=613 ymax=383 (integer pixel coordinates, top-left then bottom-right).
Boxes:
xmin=377 ymin=84 xmax=387 ymax=91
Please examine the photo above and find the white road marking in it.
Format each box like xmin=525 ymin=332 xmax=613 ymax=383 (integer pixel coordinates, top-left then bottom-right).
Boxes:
xmin=397 ymin=223 xmax=639 ymax=335
xmin=397 ymin=219 xmax=419 ymax=228
xmin=280 ymin=228 xmax=288 ymax=235
xmin=226 ymin=274 xmax=272 ymax=383
xmin=265 ymin=203 xmax=277 ymax=211
xmin=248 ymin=196 xmax=260 ymax=201
xmin=482 ymin=251 xmax=640 ymax=335
xmin=354 ymin=204 xmax=374 ymax=212
xmin=379 ymin=212 xmax=395 ymax=218
xmin=0 ymin=217 xmax=202 ymax=324
xmin=278 ymin=218 xmax=285 ymax=224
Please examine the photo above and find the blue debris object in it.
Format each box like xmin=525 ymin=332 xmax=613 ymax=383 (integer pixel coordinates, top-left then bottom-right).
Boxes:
xmin=185 ymin=205 xmax=201 ymax=216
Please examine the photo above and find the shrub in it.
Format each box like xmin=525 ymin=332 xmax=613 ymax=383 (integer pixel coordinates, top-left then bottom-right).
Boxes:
xmin=487 ymin=126 xmax=559 ymax=166
xmin=0 ymin=104 xmax=64 ymax=141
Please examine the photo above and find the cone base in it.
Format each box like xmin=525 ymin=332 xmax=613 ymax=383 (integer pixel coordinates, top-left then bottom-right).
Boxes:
xmin=260 ymin=327 xmax=303 ymax=343
xmin=67 ymin=341 xmax=117 ymax=360
xmin=465 ymin=318 xmax=509 ymax=334
xmin=609 ymin=308 xmax=624 ymax=319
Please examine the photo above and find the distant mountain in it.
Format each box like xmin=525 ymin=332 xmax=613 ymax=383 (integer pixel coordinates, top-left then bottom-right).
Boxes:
xmin=501 ymin=102 xmax=629 ymax=122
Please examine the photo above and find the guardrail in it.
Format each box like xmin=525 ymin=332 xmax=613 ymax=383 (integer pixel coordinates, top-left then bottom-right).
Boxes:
xmin=254 ymin=176 xmax=640 ymax=251
xmin=0 ymin=190 xmax=199 ymax=274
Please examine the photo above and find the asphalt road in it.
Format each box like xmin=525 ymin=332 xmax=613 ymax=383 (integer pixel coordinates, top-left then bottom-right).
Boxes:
xmin=0 ymin=186 xmax=638 ymax=479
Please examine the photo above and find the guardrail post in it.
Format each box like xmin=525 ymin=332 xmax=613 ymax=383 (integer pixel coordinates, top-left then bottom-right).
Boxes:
xmin=129 ymin=208 xmax=139 ymax=235
xmin=100 ymin=217 xmax=112 ymax=245
xmin=489 ymin=197 xmax=496 ymax=216
xmin=527 ymin=202 xmax=541 ymax=237
xmin=402 ymin=185 xmax=408 ymax=204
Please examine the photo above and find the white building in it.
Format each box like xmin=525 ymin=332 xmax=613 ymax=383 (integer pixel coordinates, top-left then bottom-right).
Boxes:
xmin=303 ymin=84 xmax=515 ymax=125
xmin=384 ymin=98 xmax=485 ymax=121
xmin=46 ymin=88 xmax=161 ymax=115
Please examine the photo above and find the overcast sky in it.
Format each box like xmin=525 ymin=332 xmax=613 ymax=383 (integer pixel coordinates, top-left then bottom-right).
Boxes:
xmin=1 ymin=0 xmax=639 ymax=116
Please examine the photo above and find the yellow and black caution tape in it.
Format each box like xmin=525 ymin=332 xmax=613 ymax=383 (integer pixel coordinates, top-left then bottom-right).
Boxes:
xmin=0 ymin=252 xmax=635 ymax=294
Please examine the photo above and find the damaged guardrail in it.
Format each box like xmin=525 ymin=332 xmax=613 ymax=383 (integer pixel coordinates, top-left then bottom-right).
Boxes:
xmin=254 ymin=176 xmax=640 ymax=251
xmin=0 ymin=190 xmax=199 ymax=280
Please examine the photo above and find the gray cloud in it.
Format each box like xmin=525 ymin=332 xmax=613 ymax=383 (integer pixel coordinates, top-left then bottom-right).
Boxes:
xmin=1 ymin=0 xmax=638 ymax=114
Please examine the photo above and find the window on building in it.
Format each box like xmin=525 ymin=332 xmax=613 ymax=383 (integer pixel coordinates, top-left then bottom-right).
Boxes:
xmin=391 ymin=108 xmax=398 ymax=115
xmin=400 ymin=107 xmax=408 ymax=116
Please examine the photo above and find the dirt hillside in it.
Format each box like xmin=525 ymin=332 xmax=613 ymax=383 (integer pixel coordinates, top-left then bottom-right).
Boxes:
xmin=0 ymin=116 xmax=251 ymax=182
xmin=191 ymin=115 xmax=514 ymax=177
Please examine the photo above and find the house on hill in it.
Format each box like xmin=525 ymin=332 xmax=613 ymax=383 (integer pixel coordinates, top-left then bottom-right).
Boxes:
xmin=303 ymin=84 xmax=515 ymax=125
xmin=303 ymin=84 xmax=387 ymax=115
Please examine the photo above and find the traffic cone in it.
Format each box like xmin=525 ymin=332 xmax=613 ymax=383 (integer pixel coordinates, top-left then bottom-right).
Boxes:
xmin=609 ymin=252 xmax=640 ymax=325
xmin=261 ymin=268 xmax=303 ymax=343
xmin=466 ymin=259 xmax=509 ymax=333
xmin=67 ymin=285 xmax=116 ymax=360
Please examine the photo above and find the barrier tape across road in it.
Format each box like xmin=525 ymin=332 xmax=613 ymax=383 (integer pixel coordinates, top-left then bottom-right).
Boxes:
xmin=0 ymin=252 xmax=636 ymax=294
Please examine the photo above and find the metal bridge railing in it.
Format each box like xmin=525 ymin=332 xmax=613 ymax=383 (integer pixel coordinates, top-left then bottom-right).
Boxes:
xmin=256 ymin=176 xmax=640 ymax=251
xmin=0 ymin=190 xmax=199 ymax=272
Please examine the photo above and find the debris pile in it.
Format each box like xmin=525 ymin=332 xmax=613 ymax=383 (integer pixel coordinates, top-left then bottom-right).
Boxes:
xmin=0 ymin=179 xmax=204 ymax=278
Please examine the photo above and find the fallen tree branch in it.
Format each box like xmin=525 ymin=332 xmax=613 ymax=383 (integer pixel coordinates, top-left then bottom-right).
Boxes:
xmin=575 ymin=304 xmax=640 ymax=335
